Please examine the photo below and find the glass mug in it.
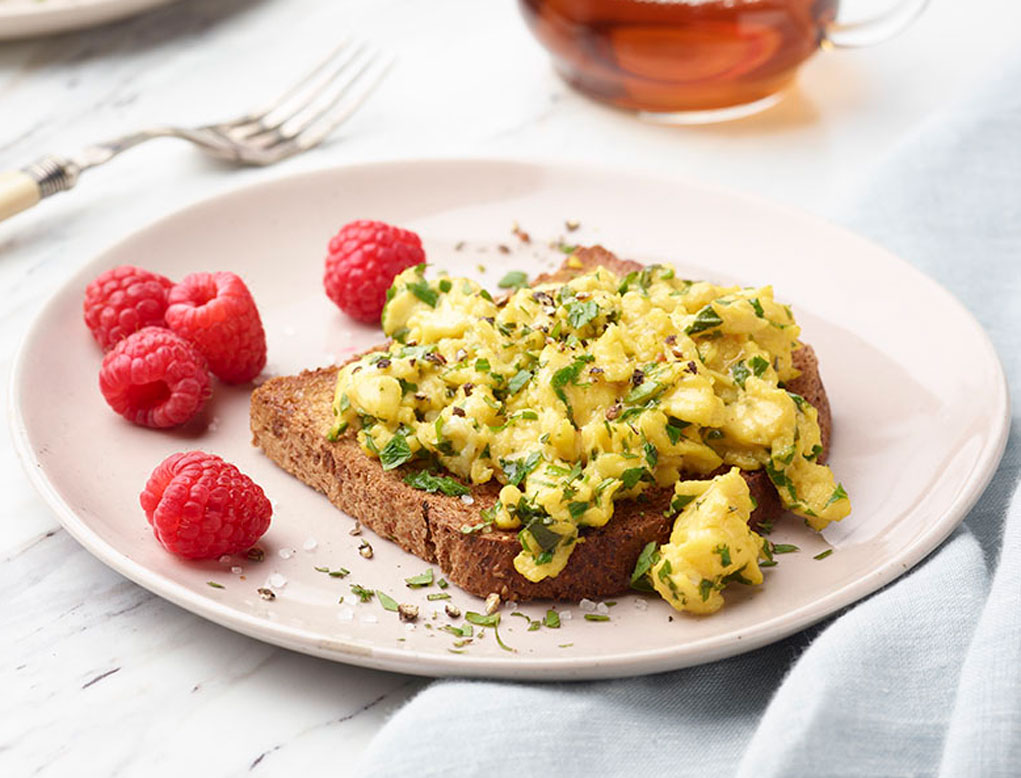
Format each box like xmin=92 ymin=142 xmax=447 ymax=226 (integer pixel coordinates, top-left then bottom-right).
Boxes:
xmin=518 ymin=0 xmax=929 ymax=122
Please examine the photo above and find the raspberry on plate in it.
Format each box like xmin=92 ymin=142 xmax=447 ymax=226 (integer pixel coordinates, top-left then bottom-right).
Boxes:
xmin=165 ymin=271 xmax=267 ymax=384
xmin=140 ymin=451 xmax=272 ymax=559
xmin=83 ymin=265 xmax=174 ymax=351
xmin=324 ymin=220 xmax=425 ymax=324
xmin=99 ymin=327 xmax=211 ymax=428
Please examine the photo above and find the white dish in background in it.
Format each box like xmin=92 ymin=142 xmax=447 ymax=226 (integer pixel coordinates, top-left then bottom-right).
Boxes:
xmin=10 ymin=159 xmax=1009 ymax=680
xmin=0 ymin=0 xmax=177 ymax=40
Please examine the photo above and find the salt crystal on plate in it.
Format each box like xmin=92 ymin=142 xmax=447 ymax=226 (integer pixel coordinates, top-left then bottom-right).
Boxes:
xmin=302 ymin=537 xmax=318 ymax=551
xmin=560 ymin=610 xmax=572 ymax=621
xmin=230 ymin=566 xmax=243 ymax=575
xmin=460 ymin=494 xmax=475 ymax=505
xmin=218 ymin=555 xmax=231 ymax=564
xmin=268 ymin=573 xmax=287 ymax=588
xmin=337 ymin=607 xmax=354 ymax=622
xmin=633 ymin=598 xmax=648 ymax=611
xmin=579 ymin=598 xmax=596 ymax=612
xmin=596 ymin=602 xmax=610 ymax=615
xmin=278 ymin=548 xmax=295 ymax=560
xmin=360 ymin=612 xmax=379 ymax=624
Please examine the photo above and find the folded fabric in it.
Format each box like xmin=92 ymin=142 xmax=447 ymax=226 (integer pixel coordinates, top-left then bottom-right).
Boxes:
xmin=356 ymin=54 xmax=1021 ymax=778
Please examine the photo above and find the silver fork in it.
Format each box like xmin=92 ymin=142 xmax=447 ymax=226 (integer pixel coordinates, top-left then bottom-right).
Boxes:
xmin=0 ymin=39 xmax=392 ymax=223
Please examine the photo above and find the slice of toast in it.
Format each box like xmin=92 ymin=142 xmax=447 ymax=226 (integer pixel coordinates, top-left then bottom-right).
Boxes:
xmin=250 ymin=247 xmax=832 ymax=601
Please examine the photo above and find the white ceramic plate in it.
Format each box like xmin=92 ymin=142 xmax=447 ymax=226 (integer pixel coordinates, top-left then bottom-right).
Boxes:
xmin=0 ymin=0 xmax=177 ymax=40
xmin=11 ymin=159 xmax=1009 ymax=680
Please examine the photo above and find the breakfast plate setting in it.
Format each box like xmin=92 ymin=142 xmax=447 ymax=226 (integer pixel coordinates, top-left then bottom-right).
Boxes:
xmin=11 ymin=159 xmax=1009 ymax=680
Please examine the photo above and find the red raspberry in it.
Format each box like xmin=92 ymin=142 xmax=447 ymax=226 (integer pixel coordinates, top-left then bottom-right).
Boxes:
xmin=324 ymin=220 xmax=425 ymax=324
xmin=140 ymin=451 xmax=272 ymax=559
xmin=83 ymin=265 xmax=174 ymax=351
xmin=99 ymin=327 xmax=211 ymax=428
xmin=165 ymin=272 xmax=267 ymax=384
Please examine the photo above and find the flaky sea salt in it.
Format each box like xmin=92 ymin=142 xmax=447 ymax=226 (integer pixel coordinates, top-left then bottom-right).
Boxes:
xmin=337 ymin=607 xmax=354 ymax=622
xmin=633 ymin=598 xmax=648 ymax=611
xmin=302 ymin=537 xmax=318 ymax=552
xmin=560 ymin=610 xmax=572 ymax=621
xmin=278 ymin=548 xmax=295 ymax=560
xmin=360 ymin=612 xmax=379 ymax=624
xmin=460 ymin=494 xmax=475 ymax=505
xmin=579 ymin=598 xmax=596 ymax=612
xmin=267 ymin=573 xmax=287 ymax=588
xmin=230 ymin=566 xmax=243 ymax=575
xmin=596 ymin=602 xmax=610 ymax=615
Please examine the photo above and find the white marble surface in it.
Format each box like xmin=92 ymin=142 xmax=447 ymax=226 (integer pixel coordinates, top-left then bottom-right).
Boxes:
xmin=3 ymin=0 xmax=1020 ymax=774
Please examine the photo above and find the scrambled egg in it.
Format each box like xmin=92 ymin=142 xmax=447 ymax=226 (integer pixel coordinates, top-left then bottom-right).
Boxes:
xmin=650 ymin=468 xmax=764 ymax=615
xmin=329 ymin=260 xmax=850 ymax=612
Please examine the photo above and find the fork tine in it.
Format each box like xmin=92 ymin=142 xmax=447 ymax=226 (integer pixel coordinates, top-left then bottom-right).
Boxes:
xmin=237 ymin=43 xmax=375 ymax=147
xmin=288 ymin=53 xmax=394 ymax=151
xmin=240 ymin=52 xmax=391 ymax=165
xmin=227 ymin=37 xmax=356 ymax=128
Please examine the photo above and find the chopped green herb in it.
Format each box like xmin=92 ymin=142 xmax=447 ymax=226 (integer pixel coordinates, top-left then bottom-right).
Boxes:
xmin=501 ymin=452 xmax=541 ymax=486
xmin=404 ymin=470 xmax=470 ymax=497
xmin=566 ymin=300 xmax=599 ymax=329
xmin=466 ymin=611 xmax=500 ymax=627
xmin=584 ymin=614 xmax=610 ymax=622
xmin=438 ymin=578 xmax=449 ymax=589
xmin=377 ymin=591 xmax=399 ymax=612
xmin=350 ymin=584 xmax=374 ymax=602
xmin=685 ymin=305 xmax=723 ymax=335
xmin=404 ymin=568 xmax=434 ymax=588
xmin=749 ymin=298 xmax=765 ymax=318
xmin=814 ymin=549 xmax=834 ymax=560
xmin=699 ymin=578 xmax=714 ymax=602
xmin=826 ymin=484 xmax=848 ymax=507
xmin=544 ymin=609 xmax=561 ymax=629
xmin=427 ymin=592 xmax=451 ymax=601
xmin=668 ymin=493 xmax=695 ymax=515
xmin=630 ymin=541 xmax=659 ymax=591
xmin=379 ymin=433 xmax=413 ymax=470
xmin=714 ymin=544 xmax=732 ymax=567
xmin=521 ymin=516 xmax=562 ymax=553
xmin=749 ymin=355 xmax=770 ymax=377
xmin=507 ymin=369 xmax=533 ymax=394
xmin=620 ymin=467 xmax=647 ymax=490
xmin=439 ymin=279 xmax=452 ymax=293
xmin=731 ymin=360 xmax=751 ymax=389
xmin=475 ymin=358 xmax=491 ymax=372
xmin=407 ymin=279 xmax=438 ymax=307
xmin=644 ymin=440 xmax=658 ymax=468
xmin=498 ymin=270 xmax=528 ymax=289
xmin=206 ymin=581 xmax=224 ymax=589
xmin=567 ymin=501 xmax=589 ymax=519
xmin=772 ymin=543 xmax=800 ymax=554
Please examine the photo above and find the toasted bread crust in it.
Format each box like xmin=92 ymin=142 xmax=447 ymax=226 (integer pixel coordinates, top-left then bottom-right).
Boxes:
xmin=250 ymin=247 xmax=832 ymax=601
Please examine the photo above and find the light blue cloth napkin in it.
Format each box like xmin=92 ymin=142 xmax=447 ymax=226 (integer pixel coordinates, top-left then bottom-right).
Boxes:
xmin=356 ymin=59 xmax=1021 ymax=777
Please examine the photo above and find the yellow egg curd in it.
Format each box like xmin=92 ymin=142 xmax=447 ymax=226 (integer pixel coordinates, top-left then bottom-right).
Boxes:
xmin=329 ymin=260 xmax=850 ymax=612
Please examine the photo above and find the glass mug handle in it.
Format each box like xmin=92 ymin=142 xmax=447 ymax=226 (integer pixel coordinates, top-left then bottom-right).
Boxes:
xmin=824 ymin=0 xmax=930 ymax=48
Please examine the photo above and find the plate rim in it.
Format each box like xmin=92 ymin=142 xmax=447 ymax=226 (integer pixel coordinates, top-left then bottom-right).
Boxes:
xmin=0 ymin=0 xmax=179 ymax=40
xmin=10 ymin=157 xmax=1011 ymax=680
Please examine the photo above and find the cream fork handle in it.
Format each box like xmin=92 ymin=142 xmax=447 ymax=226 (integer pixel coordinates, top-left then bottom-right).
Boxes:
xmin=0 ymin=171 xmax=41 ymax=222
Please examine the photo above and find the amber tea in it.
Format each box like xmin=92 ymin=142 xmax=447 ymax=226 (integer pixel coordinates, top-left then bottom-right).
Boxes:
xmin=519 ymin=0 xmax=840 ymax=117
